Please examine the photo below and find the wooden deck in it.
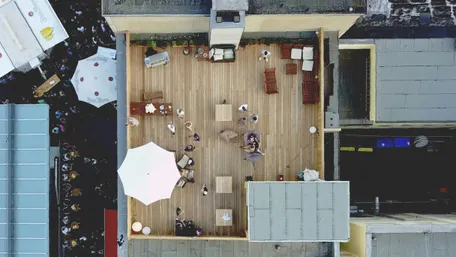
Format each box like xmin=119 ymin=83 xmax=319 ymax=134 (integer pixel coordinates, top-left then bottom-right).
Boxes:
xmin=127 ymin=44 xmax=324 ymax=237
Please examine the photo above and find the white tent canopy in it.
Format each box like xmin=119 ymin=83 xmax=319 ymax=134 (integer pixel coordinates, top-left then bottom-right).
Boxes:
xmin=15 ymin=0 xmax=69 ymax=51
xmin=118 ymin=142 xmax=181 ymax=206
xmin=71 ymin=53 xmax=117 ymax=108
xmin=0 ymin=1 xmax=43 ymax=68
xmin=0 ymin=0 xmax=68 ymax=78
xmin=0 ymin=43 xmax=14 ymax=78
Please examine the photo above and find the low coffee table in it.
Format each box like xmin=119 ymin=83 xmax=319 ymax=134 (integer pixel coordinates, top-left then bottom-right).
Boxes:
xmin=216 ymin=176 xmax=232 ymax=193
xmin=286 ymin=63 xmax=297 ymax=75
xmin=215 ymin=104 xmax=232 ymax=121
xmin=215 ymin=209 xmax=233 ymax=226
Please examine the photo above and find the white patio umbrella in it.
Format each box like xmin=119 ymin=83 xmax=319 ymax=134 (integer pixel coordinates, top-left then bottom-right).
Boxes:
xmin=71 ymin=54 xmax=117 ymax=108
xmin=118 ymin=141 xmax=181 ymax=206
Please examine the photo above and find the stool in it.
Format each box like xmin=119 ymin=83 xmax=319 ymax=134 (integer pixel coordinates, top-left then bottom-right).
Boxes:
xmin=142 ymin=226 xmax=151 ymax=235
xmin=286 ymin=63 xmax=297 ymax=75
xmin=132 ymin=222 xmax=143 ymax=232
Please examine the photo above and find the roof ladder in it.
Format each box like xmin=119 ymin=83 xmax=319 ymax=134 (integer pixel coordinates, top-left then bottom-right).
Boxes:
xmin=6 ymin=104 xmax=14 ymax=256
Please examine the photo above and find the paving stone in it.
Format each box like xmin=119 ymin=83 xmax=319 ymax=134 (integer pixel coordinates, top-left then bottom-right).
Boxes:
xmin=420 ymin=80 xmax=456 ymax=93
xmin=378 ymin=66 xmax=437 ymax=80
xmin=385 ymin=39 xmax=402 ymax=51
xmin=437 ymin=65 xmax=456 ymax=79
xmin=400 ymin=39 xmax=415 ymax=51
xmin=429 ymin=39 xmax=444 ymax=51
xmin=378 ymin=80 xmax=420 ymax=94
xmin=414 ymin=39 xmax=429 ymax=52
xmin=442 ymin=38 xmax=455 ymax=51
xmin=377 ymin=51 xmax=454 ymax=66
xmin=377 ymin=94 xmax=406 ymax=108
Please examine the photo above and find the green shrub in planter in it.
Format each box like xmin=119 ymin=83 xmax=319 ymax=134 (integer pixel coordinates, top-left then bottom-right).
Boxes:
xmin=171 ymin=41 xmax=177 ymax=47
xmin=263 ymin=38 xmax=274 ymax=45
xmin=176 ymin=40 xmax=187 ymax=46
xmin=156 ymin=40 xmax=168 ymax=48
xmin=189 ymin=39 xmax=195 ymax=46
xmin=148 ymin=40 xmax=157 ymax=47
xmin=239 ymin=40 xmax=248 ymax=48
xmin=247 ymin=39 xmax=257 ymax=45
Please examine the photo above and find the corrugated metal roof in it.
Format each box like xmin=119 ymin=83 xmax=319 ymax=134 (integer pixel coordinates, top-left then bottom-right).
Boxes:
xmin=0 ymin=104 xmax=50 ymax=257
xmin=247 ymin=181 xmax=350 ymax=242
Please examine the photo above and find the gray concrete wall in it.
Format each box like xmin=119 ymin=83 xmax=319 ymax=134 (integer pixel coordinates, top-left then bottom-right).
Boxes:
xmin=116 ymin=32 xmax=128 ymax=257
xmin=129 ymin=239 xmax=335 ymax=257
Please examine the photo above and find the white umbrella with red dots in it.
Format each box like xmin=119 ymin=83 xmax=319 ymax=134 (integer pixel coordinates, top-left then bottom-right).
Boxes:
xmin=71 ymin=53 xmax=117 ymax=108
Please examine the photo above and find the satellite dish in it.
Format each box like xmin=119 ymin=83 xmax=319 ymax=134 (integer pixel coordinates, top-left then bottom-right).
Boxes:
xmin=414 ymin=135 xmax=429 ymax=148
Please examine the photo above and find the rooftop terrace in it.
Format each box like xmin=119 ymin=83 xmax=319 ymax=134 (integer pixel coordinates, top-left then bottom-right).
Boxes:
xmin=126 ymin=41 xmax=324 ymax=238
xmin=103 ymin=0 xmax=366 ymax=15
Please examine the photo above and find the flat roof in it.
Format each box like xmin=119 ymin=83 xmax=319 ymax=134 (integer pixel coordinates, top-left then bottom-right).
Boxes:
xmin=0 ymin=1 xmax=43 ymax=68
xmin=371 ymin=233 xmax=456 ymax=257
xmin=103 ymin=0 xmax=366 ymax=15
xmin=0 ymin=104 xmax=50 ymax=257
xmin=247 ymin=181 xmax=350 ymax=242
xmin=374 ymin=38 xmax=456 ymax=122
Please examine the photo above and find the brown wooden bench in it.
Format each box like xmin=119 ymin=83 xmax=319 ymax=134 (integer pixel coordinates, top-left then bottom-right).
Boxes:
xmin=143 ymin=91 xmax=163 ymax=102
xmin=130 ymin=102 xmax=172 ymax=116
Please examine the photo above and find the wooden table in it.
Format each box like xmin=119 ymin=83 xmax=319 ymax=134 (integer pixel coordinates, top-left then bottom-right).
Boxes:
xmin=215 ymin=209 xmax=233 ymax=226
xmin=216 ymin=176 xmax=232 ymax=193
xmin=130 ymin=102 xmax=172 ymax=116
xmin=286 ymin=63 xmax=297 ymax=75
xmin=215 ymin=104 xmax=232 ymax=121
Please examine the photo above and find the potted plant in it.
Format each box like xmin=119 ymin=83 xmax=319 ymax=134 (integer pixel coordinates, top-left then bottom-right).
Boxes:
xmin=247 ymin=39 xmax=257 ymax=46
xmin=239 ymin=39 xmax=248 ymax=49
xmin=147 ymin=40 xmax=157 ymax=48
xmin=156 ymin=40 xmax=168 ymax=48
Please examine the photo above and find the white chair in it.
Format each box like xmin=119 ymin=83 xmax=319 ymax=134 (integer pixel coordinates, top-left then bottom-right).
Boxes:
xmin=302 ymin=60 xmax=314 ymax=71
xmin=302 ymin=47 xmax=314 ymax=60
xmin=291 ymin=48 xmax=302 ymax=60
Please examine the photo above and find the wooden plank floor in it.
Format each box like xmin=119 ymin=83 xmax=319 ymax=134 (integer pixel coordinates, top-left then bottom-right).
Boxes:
xmin=128 ymin=45 xmax=321 ymax=237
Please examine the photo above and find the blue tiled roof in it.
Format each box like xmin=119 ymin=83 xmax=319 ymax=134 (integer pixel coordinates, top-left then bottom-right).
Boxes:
xmin=0 ymin=104 xmax=50 ymax=257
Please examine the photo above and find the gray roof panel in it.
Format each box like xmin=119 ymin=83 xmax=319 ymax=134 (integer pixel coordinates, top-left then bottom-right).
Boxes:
xmin=248 ymin=181 xmax=350 ymax=242
xmin=375 ymin=38 xmax=456 ymax=122
xmin=371 ymin=233 xmax=456 ymax=257
xmin=0 ymin=104 xmax=50 ymax=257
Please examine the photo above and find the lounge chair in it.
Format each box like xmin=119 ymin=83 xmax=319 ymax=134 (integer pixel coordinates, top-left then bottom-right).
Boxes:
xmin=176 ymin=177 xmax=187 ymax=188
xmin=177 ymin=154 xmax=190 ymax=169
xmin=264 ymin=68 xmax=278 ymax=94
xmin=280 ymin=44 xmax=293 ymax=59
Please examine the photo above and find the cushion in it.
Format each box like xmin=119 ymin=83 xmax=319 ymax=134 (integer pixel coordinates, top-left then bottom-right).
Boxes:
xmin=302 ymin=60 xmax=314 ymax=71
xmin=224 ymin=51 xmax=234 ymax=59
xmin=291 ymin=48 xmax=302 ymax=60
xmin=302 ymin=47 xmax=314 ymax=60
xmin=214 ymin=48 xmax=224 ymax=55
xmin=219 ymin=130 xmax=238 ymax=143
xmin=213 ymin=54 xmax=224 ymax=61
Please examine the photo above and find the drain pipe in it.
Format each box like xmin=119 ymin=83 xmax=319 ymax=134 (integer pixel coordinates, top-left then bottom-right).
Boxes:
xmin=375 ymin=197 xmax=380 ymax=216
